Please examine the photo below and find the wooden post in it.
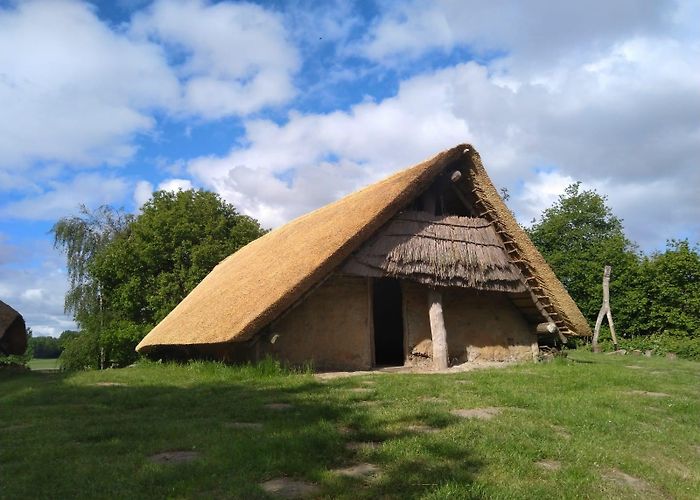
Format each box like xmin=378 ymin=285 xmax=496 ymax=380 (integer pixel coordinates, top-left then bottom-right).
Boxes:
xmin=592 ymin=266 xmax=619 ymax=352
xmin=428 ymin=289 xmax=449 ymax=370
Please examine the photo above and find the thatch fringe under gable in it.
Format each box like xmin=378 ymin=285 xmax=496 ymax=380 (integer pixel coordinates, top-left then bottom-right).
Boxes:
xmin=342 ymin=211 xmax=526 ymax=292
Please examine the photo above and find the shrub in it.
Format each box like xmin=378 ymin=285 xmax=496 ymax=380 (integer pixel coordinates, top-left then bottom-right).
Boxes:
xmin=597 ymin=333 xmax=700 ymax=360
xmin=59 ymin=331 xmax=100 ymax=371
xmin=99 ymin=321 xmax=148 ymax=368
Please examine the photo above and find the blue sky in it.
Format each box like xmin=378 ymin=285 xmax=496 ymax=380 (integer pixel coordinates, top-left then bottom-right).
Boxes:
xmin=1 ymin=0 xmax=699 ymax=336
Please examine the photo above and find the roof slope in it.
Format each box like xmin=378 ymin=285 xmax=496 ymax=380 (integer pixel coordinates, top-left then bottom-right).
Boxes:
xmin=342 ymin=211 xmax=526 ymax=292
xmin=137 ymin=144 xmax=590 ymax=353
xmin=137 ymin=146 xmax=465 ymax=352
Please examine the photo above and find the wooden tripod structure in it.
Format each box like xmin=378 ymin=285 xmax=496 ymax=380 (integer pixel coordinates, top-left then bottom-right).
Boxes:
xmin=592 ymin=265 xmax=619 ymax=352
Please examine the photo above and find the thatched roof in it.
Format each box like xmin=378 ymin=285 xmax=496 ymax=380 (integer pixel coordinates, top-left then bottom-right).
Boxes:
xmin=0 ymin=300 xmax=27 ymax=356
xmin=137 ymin=144 xmax=590 ymax=354
xmin=342 ymin=211 xmax=526 ymax=292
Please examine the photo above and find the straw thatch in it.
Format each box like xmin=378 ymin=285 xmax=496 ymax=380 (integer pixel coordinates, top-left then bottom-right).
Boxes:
xmin=0 ymin=300 xmax=27 ymax=356
xmin=137 ymin=144 xmax=590 ymax=354
xmin=342 ymin=211 xmax=526 ymax=292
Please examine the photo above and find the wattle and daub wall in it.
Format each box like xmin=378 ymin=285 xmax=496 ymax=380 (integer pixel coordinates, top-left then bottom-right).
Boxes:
xmin=257 ymin=274 xmax=536 ymax=371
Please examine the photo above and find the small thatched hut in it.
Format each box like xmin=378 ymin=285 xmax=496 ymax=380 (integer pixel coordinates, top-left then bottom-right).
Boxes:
xmin=137 ymin=145 xmax=591 ymax=370
xmin=0 ymin=300 xmax=28 ymax=356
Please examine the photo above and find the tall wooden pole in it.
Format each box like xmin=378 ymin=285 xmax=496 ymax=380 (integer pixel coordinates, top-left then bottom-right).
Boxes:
xmin=428 ymin=290 xmax=449 ymax=370
xmin=592 ymin=265 xmax=619 ymax=352
xmin=422 ymin=188 xmax=449 ymax=369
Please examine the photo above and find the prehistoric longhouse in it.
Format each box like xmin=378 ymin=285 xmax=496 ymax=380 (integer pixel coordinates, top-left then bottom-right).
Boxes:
xmin=136 ymin=145 xmax=591 ymax=370
xmin=0 ymin=300 xmax=28 ymax=356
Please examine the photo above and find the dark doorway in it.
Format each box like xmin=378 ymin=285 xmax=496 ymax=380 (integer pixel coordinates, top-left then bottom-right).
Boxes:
xmin=372 ymin=278 xmax=404 ymax=366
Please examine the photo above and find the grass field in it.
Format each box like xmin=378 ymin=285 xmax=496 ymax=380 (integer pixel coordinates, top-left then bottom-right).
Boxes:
xmin=1 ymin=352 xmax=698 ymax=499
xmin=27 ymin=358 xmax=61 ymax=371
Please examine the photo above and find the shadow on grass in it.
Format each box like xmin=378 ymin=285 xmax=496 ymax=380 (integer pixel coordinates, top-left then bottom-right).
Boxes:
xmin=1 ymin=369 xmax=482 ymax=499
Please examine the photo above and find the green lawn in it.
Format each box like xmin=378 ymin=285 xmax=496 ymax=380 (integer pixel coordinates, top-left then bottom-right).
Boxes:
xmin=27 ymin=358 xmax=61 ymax=371
xmin=1 ymin=352 xmax=698 ymax=499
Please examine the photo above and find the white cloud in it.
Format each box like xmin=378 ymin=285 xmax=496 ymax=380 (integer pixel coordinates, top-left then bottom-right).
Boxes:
xmin=133 ymin=177 xmax=195 ymax=209
xmin=158 ymin=178 xmax=193 ymax=192
xmin=359 ymin=0 xmax=676 ymax=70
xmin=131 ymin=0 xmax=300 ymax=119
xmin=0 ymin=0 xmax=300 ymax=173
xmin=134 ymin=180 xmax=154 ymax=208
xmin=0 ymin=241 xmax=76 ymax=337
xmin=0 ymin=173 xmax=129 ymax=221
xmin=189 ymin=29 xmax=700 ymax=249
xmin=0 ymin=0 xmax=179 ymax=169
xmin=511 ymin=171 xmax=577 ymax=226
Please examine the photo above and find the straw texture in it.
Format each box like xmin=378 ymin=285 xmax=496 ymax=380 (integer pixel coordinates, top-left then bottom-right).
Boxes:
xmin=343 ymin=211 xmax=526 ymax=292
xmin=0 ymin=300 xmax=27 ymax=355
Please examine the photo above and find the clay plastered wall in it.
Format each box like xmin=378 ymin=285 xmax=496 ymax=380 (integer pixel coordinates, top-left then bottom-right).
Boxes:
xmin=402 ymin=282 xmax=537 ymax=364
xmin=263 ymin=275 xmax=372 ymax=370
xmin=402 ymin=281 xmax=432 ymax=356
xmin=442 ymin=288 xmax=537 ymax=362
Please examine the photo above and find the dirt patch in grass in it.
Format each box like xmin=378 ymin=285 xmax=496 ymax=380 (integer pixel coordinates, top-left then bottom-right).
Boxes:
xmin=626 ymin=390 xmax=670 ymax=398
xmin=451 ymin=407 xmax=503 ymax=420
xmin=625 ymin=365 xmax=644 ymax=369
xmin=149 ymin=451 xmax=200 ymax=464
xmin=551 ymin=425 xmax=571 ymax=440
xmin=93 ymin=382 xmax=127 ymax=387
xmin=348 ymin=387 xmax=373 ymax=394
xmin=346 ymin=441 xmax=382 ymax=451
xmin=602 ymin=468 xmax=660 ymax=495
xmin=332 ymin=463 xmax=380 ymax=479
xmin=260 ymin=478 xmax=319 ymax=498
xmin=535 ymin=459 xmax=561 ymax=471
xmin=265 ymin=403 xmax=293 ymax=410
xmin=407 ymin=424 xmax=440 ymax=434
xmin=224 ymin=422 xmax=263 ymax=430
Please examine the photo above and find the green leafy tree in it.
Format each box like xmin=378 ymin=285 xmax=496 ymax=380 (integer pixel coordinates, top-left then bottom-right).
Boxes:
xmin=52 ymin=205 xmax=134 ymax=324
xmin=90 ymin=189 xmax=266 ymax=326
xmin=28 ymin=335 xmax=62 ymax=358
xmin=528 ymin=183 xmax=640 ymax=326
xmin=53 ymin=189 xmax=266 ymax=369
xmin=633 ymin=240 xmax=700 ymax=337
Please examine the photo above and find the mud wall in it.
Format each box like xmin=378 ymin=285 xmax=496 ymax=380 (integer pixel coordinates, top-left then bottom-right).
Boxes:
xmin=261 ymin=275 xmax=372 ymax=370
xmin=403 ymin=283 xmax=537 ymax=364
xmin=443 ymin=288 xmax=537 ymax=362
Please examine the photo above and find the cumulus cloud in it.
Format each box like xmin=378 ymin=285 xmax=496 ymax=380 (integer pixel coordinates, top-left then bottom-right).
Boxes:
xmin=131 ymin=0 xmax=300 ymax=118
xmin=0 ymin=0 xmax=300 ymax=172
xmin=0 ymin=0 xmax=179 ymax=169
xmin=158 ymin=178 xmax=194 ymax=192
xmin=189 ymin=31 xmax=700 ymax=248
xmin=0 ymin=241 xmax=75 ymax=337
xmin=0 ymin=173 xmax=129 ymax=220
xmin=359 ymin=0 xmax=676 ymax=70
xmin=133 ymin=180 xmax=155 ymax=208
xmin=133 ymin=177 xmax=196 ymax=209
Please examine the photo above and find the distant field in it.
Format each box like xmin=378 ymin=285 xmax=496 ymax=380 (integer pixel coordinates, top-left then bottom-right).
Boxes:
xmin=27 ymin=358 xmax=60 ymax=371
xmin=1 ymin=352 xmax=698 ymax=499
